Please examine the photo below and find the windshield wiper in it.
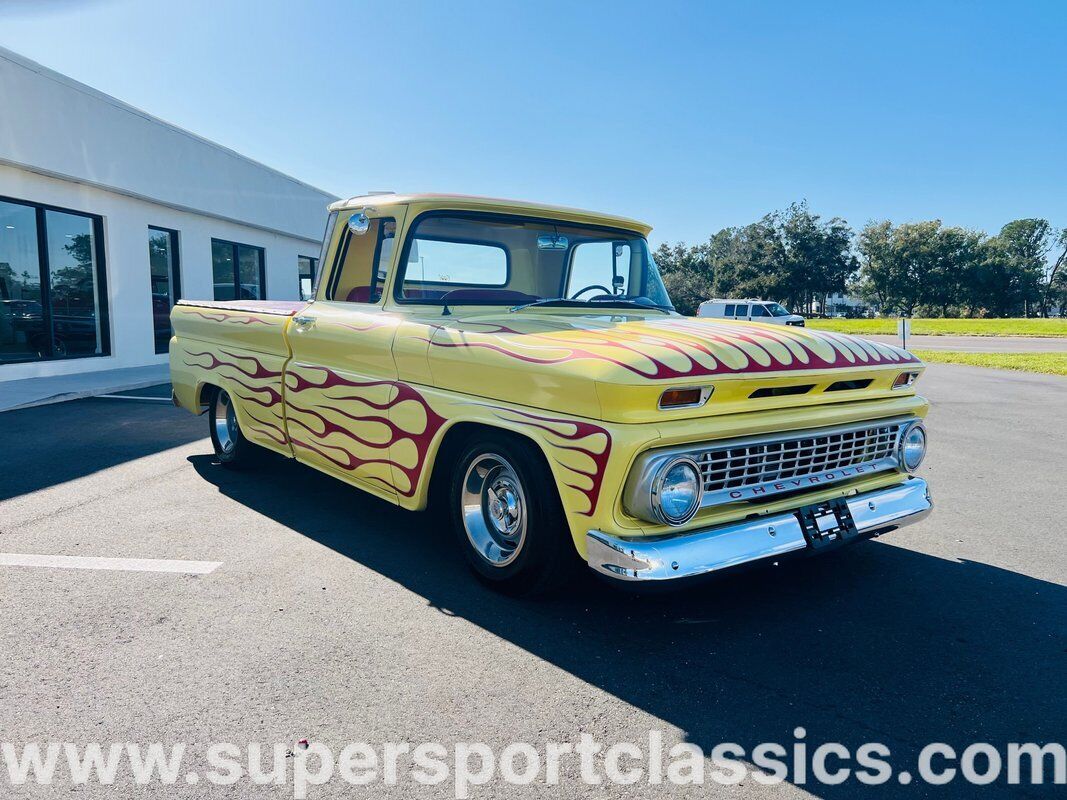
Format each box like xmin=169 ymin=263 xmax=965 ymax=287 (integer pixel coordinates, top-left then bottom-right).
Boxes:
xmin=510 ymin=298 xmax=588 ymax=312
xmin=510 ymin=297 xmax=672 ymax=314
xmin=593 ymin=297 xmax=674 ymax=314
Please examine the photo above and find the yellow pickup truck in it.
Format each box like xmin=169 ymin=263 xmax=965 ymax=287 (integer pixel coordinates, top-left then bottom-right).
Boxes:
xmin=170 ymin=193 xmax=931 ymax=593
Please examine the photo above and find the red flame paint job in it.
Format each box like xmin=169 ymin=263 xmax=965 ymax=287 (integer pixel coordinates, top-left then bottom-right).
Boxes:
xmin=183 ymin=310 xmax=275 ymax=326
xmin=285 ymin=366 xmax=446 ymax=498
xmin=425 ymin=319 xmax=917 ymax=380
xmin=489 ymin=408 xmax=612 ymax=517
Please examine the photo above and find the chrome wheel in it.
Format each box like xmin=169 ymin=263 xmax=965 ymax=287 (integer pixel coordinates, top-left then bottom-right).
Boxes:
xmin=213 ymin=389 xmax=239 ymax=454
xmin=461 ymin=452 xmax=527 ymax=567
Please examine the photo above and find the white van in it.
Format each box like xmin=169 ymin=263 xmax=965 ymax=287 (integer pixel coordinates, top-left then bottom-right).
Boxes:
xmin=697 ymin=299 xmax=805 ymax=326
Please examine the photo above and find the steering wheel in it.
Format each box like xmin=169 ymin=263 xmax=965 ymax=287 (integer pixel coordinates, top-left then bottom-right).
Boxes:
xmin=569 ymin=284 xmax=614 ymax=300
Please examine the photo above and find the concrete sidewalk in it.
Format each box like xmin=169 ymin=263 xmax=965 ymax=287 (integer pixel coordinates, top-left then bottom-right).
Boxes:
xmin=0 ymin=364 xmax=169 ymax=412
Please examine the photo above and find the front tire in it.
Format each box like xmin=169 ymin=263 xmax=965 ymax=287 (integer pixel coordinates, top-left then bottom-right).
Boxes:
xmin=449 ymin=432 xmax=578 ymax=595
xmin=208 ymin=387 xmax=255 ymax=469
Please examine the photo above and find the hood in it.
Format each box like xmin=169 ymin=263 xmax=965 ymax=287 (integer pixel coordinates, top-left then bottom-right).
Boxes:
xmin=423 ymin=312 xmax=922 ymax=422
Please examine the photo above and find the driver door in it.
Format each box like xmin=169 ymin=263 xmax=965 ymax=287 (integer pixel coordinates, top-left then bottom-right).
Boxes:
xmin=283 ymin=207 xmax=407 ymax=501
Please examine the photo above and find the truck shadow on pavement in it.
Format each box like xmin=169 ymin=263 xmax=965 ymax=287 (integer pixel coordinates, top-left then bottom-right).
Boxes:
xmin=190 ymin=453 xmax=1066 ymax=799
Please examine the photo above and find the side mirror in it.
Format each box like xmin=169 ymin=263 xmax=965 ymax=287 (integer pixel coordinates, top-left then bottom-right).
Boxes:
xmin=348 ymin=210 xmax=372 ymax=235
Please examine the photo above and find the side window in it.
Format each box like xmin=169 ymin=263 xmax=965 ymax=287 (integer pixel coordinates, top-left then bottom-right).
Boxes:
xmin=566 ymin=241 xmax=631 ymax=296
xmin=328 ymin=217 xmax=396 ymax=303
xmin=724 ymin=304 xmax=735 ymax=316
xmin=735 ymin=304 xmax=749 ymax=317
xmin=372 ymin=228 xmax=396 ymax=301
xmin=751 ymin=304 xmax=769 ymax=317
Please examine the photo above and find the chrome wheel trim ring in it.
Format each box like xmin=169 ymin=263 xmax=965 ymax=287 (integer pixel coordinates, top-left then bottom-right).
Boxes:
xmin=460 ymin=452 xmax=528 ymax=568
xmin=214 ymin=389 xmax=238 ymax=454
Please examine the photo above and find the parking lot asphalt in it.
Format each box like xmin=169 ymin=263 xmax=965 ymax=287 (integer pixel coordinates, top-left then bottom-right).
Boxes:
xmin=1 ymin=364 xmax=1064 ymax=799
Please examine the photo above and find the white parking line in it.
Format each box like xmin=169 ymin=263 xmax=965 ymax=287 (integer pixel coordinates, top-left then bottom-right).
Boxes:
xmin=97 ymin=394 xmax=173 ymax=402
xmin=0 ymin=553 xmax=221 ymax=575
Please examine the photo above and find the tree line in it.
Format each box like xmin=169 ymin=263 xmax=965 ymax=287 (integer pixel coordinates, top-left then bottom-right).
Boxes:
xmin=653 ymin=202 xmax=1067 ymax=318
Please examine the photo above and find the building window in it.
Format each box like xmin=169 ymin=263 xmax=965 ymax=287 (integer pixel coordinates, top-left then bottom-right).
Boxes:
xmin=298 ymin=255 xmax=317 ymax=301
xmin=0 ymin=196 xmax=109 ymax=365
xmin=212 ymin=239 xmax=264 ymax=301
xmin=149 ymin=227 xmax=181 ymax=354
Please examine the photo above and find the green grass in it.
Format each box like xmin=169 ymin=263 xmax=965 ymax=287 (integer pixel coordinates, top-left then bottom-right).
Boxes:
xmin=913 ymin=350 xmax=1067 ymax=376
xmin=806 ymin=318 xmax=1067 ymax=337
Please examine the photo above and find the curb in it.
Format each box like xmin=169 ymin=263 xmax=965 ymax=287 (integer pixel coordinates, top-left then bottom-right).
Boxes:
xmin=2 ymin=378 xmax=171 ymax=413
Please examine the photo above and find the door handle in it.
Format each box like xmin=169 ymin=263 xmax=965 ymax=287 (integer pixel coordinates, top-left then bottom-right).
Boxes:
xmin=292 ymin=315 xmax=316 ymax=330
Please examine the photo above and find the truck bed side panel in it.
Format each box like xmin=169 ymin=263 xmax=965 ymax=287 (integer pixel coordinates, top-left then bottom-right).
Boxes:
xmin=170 ymin=301 xmax=296 ymax=455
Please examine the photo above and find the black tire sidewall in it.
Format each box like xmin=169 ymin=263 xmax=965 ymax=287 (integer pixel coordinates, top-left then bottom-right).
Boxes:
xmin=449 ymin=432 xmax=576 ymax=594
xmin=208 ymin=387 xmax=252 ymax=468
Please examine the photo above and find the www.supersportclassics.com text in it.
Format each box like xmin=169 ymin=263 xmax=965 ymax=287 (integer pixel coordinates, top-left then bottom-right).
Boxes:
xmin=4 ymin=731 xmax=1064 ymax=797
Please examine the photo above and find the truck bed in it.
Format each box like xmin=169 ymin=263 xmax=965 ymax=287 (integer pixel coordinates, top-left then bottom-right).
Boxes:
xmin=170 ymin=299 xmax=299 ymax=455
xmin=175 ymin=299 xmax=307 ymax=317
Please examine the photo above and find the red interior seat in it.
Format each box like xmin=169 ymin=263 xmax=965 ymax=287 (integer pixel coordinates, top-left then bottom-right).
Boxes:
xmin=346 ymin=286 xmax=372 ymax=303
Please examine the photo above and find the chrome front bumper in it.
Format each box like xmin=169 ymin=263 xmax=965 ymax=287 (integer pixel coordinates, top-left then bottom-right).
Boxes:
xmin=586 ymin=477 xmax=931 ymax=582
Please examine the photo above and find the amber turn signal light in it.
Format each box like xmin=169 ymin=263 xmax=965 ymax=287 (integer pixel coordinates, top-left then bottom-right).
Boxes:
xmin=892 ymin=371 xmax=920 ymax=389
xmin=658 ymin=386 xmax=712 ymax=409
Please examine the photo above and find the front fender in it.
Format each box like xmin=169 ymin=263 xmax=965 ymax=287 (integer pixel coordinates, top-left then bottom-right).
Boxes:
xmin=389 ymin=384 xmax=656 ymax=556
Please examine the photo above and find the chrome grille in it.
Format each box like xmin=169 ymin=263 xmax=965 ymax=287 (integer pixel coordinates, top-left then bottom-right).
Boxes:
xmin=694 ymin=419 xmax=907 ymax=505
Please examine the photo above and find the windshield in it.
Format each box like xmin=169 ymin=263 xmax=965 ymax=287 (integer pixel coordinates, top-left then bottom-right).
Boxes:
xmin=768 ymin=302 xmax=791 ymax=317
xmin=394 ymin=212 xmax=673 ymax=309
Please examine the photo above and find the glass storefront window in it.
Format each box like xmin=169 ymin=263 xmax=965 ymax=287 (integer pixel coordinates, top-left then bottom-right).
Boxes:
xmin=237 ymin=245 xmax=262 ymax=300
xmin=0 ymin=198 xmax=109 ymax=364
xmin=212 ymin=239 xmax=234 ymax=300
xmin=45 ymin=210 xmax=105 ymax=358
xmin=212 ymin=239 xmax=264 ymax=300
xmin=0 ymin=200 xmax=44 ymax=363
xmin=298 ymin=255 xmax=317 ymax=301
xmin=149 ymin=227 xmax=180 ymax=354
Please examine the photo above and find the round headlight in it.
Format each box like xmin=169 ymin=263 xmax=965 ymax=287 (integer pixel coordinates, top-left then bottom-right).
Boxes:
xmin=898 ymin=423 xmax=927 ymax=471
xmin=652 ymin=457 xmax=702 ymax=525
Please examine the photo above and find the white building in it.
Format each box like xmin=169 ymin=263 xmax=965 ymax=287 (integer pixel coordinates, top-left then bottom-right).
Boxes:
xmin=0 ymin=46 xmax=337 ymax=384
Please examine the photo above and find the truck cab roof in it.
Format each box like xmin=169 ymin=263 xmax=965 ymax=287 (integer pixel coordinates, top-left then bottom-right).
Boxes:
xmin=327 ymin=193 xmax=653 ymax=237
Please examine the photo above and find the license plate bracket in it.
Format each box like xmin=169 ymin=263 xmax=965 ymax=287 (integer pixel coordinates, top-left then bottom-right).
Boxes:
xmin=796 ymin=498 xmax=859 ymax=548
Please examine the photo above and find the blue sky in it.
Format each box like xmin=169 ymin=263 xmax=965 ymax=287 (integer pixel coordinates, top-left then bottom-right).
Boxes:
xmin=2 ymin=0 xmax=1065 ymax=245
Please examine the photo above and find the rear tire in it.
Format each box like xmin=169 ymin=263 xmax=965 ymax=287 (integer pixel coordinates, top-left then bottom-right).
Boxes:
xmin=208 ymin=387 xmax=256 ymax=469
xmin=449 ymin=431 xmax=580 ymax=595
